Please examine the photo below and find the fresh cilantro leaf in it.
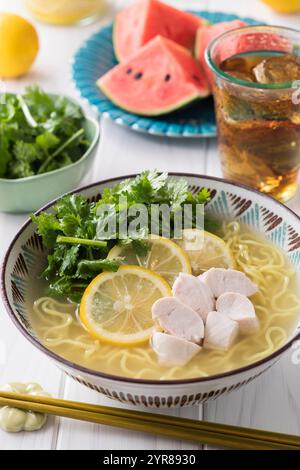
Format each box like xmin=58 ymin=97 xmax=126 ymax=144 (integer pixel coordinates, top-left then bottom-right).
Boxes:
xmin=8 ymin=141 xmax=41 ymax=178
xmin=36 ymin=131 xmax=60 ymax=151
xmin=14 ymin=141 xmax=39 ymax=162
xmin=59 ymin=245 xmax=80 ymax=276
xmin=196 ymin=187 xmax=211 ymax=204
xmin=23 ymin=85 xmax=55 ymax=121
xmin=32 ymin=212 xmax=61 ymax=247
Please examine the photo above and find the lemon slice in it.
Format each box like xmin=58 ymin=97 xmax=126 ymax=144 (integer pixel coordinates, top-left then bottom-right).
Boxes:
xmin=176 ymin=229 xmax=235 ymax=276
xmin=80 ymin=265 xmax=171 ymax=346
xmin=107 ymin=236 xmax=191 ymax=286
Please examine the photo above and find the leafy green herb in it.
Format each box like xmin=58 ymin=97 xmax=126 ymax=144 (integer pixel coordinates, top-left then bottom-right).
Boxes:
xmin=32 ymin=172 xmax=216 ymax=302
xmin=0 ymin=86 xmax=89 ymax=179
xmin=95 ymin=171 xmax=216 ymax=238
xmin=32 ymin=194 xmax=120 ymax=302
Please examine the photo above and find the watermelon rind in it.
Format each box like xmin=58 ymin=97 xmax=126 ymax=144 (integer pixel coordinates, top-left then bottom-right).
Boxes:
xmin=194 ymin=27 xmax=203 ymax=62
xmin=97 ymin=78 xmax=207 ymax=116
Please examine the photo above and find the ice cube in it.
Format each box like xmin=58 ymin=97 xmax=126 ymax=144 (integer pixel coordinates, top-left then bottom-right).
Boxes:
xmin=216 ymin=87 xmax=253 ymax=122
xmin=225 ymin=70 xmax=256 ymax=82
xmin=253 ymin=54 xmax=300 ymax=84
xmin=221 ymin=56 xmax=256 ymax=82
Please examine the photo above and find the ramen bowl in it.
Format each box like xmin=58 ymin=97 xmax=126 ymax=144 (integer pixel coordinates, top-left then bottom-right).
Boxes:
xmin=2 ymin=174 xmax=300 ymax=407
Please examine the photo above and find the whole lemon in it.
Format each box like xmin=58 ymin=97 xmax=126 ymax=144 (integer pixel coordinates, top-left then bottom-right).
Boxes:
xmin=0 ymin=13 xmax=39 ymax=78
xmin=261 ymin=0 xmax=300 ymax=13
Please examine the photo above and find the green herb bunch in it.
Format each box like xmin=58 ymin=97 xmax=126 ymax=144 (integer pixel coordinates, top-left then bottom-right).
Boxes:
xmin=32 ymin=171 xmax=214 ymax=302
xmin=0 ymin=86 xmax=89 ymax=179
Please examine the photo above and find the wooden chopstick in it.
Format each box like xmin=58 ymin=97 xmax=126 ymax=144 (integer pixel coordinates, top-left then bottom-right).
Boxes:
xmin=0 ymin=392 xmax=299 ymax=450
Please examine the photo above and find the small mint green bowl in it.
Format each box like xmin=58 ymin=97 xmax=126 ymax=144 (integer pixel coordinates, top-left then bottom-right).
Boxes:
xmin=0 ymin=114 xmax=100 ymax=214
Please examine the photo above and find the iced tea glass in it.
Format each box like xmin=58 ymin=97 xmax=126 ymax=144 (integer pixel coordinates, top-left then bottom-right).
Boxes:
xmin=206 ymin=26 xmax=300 ymax=202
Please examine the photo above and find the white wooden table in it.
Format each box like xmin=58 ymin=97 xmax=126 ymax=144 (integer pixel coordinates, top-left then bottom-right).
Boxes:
xmin=1 ymin=0 xmax=300 ymax=450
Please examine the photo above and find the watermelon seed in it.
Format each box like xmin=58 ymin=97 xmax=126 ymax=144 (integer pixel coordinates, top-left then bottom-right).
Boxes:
xmin=192 ymin=75 xmax=200 ymax=82
xmin=134 ymin=72 xmax=143 ymax=80
xmin=126 ymin=68 xmax=132 ymax=74
xmin=164 ymin=74 xmax=171 ymax=82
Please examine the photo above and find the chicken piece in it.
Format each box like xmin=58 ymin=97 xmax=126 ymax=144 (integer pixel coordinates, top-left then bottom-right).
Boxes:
xmin=199 ymin=268 xmax=258 ymax=298
xmin=152 ymin=297 xmax=204 ymax=344
xmin=151 ymin=332 xmax=201 ymax=366
xmin=204 ymin=311 xmax=239 ymax=351
xmin=216 ymin=292 xmax=259 ymax=335
xmin=172 ymin=273 xmax=214 ymax=322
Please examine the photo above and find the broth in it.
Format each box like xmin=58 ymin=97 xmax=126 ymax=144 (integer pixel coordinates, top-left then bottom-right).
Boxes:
xmin=29 ymin=222 xmax=300 ymax=380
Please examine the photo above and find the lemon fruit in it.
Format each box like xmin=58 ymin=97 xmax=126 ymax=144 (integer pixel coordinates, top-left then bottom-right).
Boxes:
xmin=0 ymin=13 xmax=39 ymax=78
xmin=261 ymin=0 xmax=300 ymax=13
xmin=107 ymin=236 xmax=191 ymax=286
xmin=80 ymin=265 xmax=171 ymax=346
xmin=176 ymin=229 xmax=235 ymax=276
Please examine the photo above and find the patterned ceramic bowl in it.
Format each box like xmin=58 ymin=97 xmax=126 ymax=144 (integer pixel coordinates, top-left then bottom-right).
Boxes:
xmin=2 ymin=174 xmax=300 ymax=408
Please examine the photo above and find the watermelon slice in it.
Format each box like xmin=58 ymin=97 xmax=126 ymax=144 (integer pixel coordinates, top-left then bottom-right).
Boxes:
xmin=98 ymin=36 xmax=210 ymax=116
xmin=114 ymin=0 xmax=206 ymax=63
xmin=195 ymin=20 xmax=247 ymax=88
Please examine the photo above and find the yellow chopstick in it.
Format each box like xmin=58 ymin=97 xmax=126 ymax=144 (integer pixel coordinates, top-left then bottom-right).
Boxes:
xmin=0 ymin=392 xmax=299 ymax=450
xmin=0 ymin=391 xmax=297 ymax=447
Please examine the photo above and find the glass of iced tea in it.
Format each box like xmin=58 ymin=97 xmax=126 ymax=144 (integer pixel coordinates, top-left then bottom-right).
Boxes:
xmin=206 ymin=26 xmax=300 ymax=202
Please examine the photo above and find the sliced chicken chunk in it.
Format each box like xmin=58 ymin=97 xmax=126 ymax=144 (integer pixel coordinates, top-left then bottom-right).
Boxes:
xmin=152 ymin=297 xmax=204 ymax=344
xmin=199 ymin=268 xmax=258 ymax=298
xmin=204 ymin=311 xmax=239 ymax=351
xmin=151 ymin=332 xmax=201 ymax=366
xmin=216 ymin=292 xmax=260 ymax=335
xmin=172 ymin=273 xmax=214 ymax=322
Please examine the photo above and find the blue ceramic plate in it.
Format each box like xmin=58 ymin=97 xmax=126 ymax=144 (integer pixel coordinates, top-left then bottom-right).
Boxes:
xmin=71 ymin=11 xmax=261 ymax=138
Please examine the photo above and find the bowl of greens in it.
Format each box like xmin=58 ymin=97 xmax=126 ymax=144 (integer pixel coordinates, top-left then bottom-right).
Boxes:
xmin=0 ymin=86 xmax=100 ymax=213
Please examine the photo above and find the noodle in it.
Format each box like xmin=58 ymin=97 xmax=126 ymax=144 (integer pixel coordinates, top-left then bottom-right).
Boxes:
xmin=29 ymin=222 xmax=300 ymax=380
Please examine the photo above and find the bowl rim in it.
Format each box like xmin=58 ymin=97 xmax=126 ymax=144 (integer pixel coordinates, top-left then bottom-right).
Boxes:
xmin=2 ymin=172 xmax=300 ymax=386
xmin=0 ymin=100 xmax=100 ymax=184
